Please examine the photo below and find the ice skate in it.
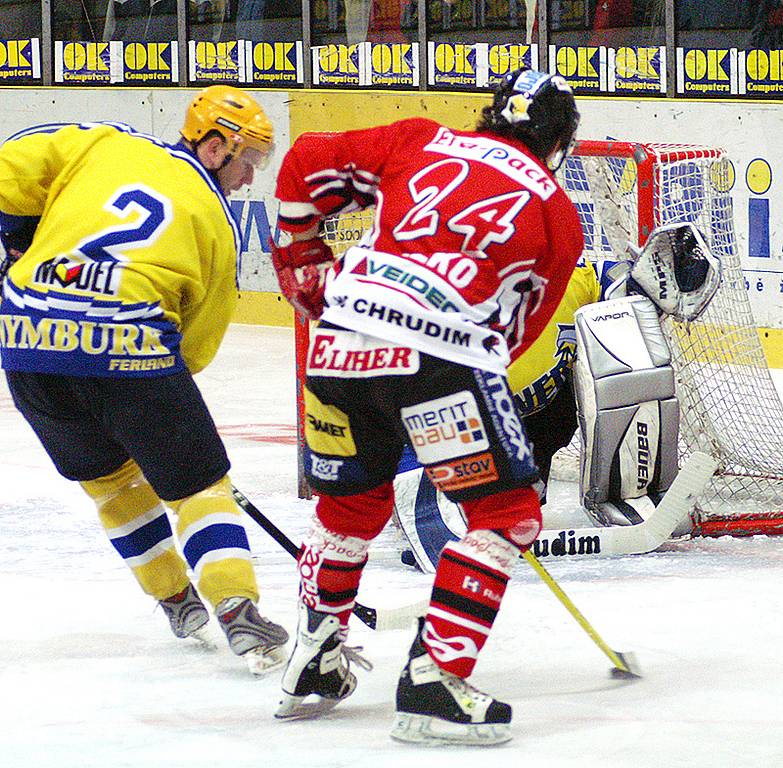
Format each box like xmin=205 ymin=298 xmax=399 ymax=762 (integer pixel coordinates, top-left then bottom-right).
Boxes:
xmin=391 ymin=619 xmax=512 ymax=746
xmin=275 ymin=602 xmax=370 ymax=720
xmin=159 ymin=584 xmax=210 ymax=641
xmin=217 ymin=597 xmax=289 ymax=675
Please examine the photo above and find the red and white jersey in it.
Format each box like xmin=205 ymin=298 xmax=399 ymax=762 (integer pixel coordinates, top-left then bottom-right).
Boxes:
xmin=276 ymin=117 xmax=583 ymax=373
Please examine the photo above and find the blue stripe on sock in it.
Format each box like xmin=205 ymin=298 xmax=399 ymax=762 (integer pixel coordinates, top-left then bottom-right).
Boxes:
xmin=110 ymin=513 xmax=173 ymax=560
xmin=182 ymin=523 xmax=250 ymax=569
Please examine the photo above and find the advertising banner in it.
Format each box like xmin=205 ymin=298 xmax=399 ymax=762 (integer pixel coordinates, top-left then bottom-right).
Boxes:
xmin=189 ymin=40 xmax=245 ymax=83
xmin=738 ymin=49 xmax=783 ymax=97
xmin=54 ymin=41 xmax=117 ymax=84
xmin=247 ymin=41 xmax=303 ymax=85
xmin=0 ymin=38 xmax=40 ymax=82
xmin=428 ymin=42 xmax=481 ymax=89
xmin=312 ymin=43 xmax=369 ymax=86
xmin=116 ymin=42 xmax=178 ymax=83
xmin=676 ymin=48 xmax=739 ymax=96
xmin=486 ymin=43 xmax=538 ymax=88
xmin=549 ymin=45 xmax=606 ymax=94
xmin=368 ymin=43 xmax=419 ymax=88
xmin=607 ymin=46 xmax=666 ymax=94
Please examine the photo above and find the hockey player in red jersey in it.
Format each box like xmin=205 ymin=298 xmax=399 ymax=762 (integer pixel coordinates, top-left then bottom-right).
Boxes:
xmin=271 ymin=69 xmax=583 ymax=744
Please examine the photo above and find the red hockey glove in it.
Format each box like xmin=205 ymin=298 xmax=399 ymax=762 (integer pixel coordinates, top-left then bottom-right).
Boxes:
xmin=270 ymin=238 xmax=335 ymax=320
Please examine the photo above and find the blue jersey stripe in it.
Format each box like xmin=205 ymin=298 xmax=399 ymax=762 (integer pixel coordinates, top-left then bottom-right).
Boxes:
xmin=3 ymin=123 xmax=73 ymax=143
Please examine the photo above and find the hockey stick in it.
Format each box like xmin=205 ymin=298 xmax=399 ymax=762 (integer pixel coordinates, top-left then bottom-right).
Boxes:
xmin=231 ymin=486 xmax=427 ymax=631
xmin=532 ymin=451 xmax=718 ymax=560
xmin=520 ymin=452 xmax=717 ymax=678
xmin=522 ymin=549 xmax=641 ymax=678
xmin=395 ymin=451 xmax=718 ymax=570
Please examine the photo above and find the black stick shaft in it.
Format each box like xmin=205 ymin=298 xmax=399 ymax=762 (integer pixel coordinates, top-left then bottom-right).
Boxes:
xmin=231 ymin=486 xmax=378 ymax=630
xmin=232 ymin=487 xmax=299 ymax=558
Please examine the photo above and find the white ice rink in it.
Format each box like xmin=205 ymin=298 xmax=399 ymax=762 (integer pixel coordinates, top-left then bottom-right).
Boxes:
xmin=2 ymin=324 xmax=782 ymax=768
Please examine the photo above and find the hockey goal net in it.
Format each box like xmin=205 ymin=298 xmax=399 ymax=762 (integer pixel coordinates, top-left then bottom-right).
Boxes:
xmin=294 ymin=139 xmax=783 ymax=538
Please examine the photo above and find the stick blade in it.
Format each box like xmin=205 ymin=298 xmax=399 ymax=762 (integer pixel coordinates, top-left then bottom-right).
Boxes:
xmin=373 ymin=599 xmax=429 ymax=632
xmin=610 ymin=651 xmax=642 ymax=679
xmin=636 ymin=450 xmax=719 ymax=548
xmin=351 ymin=598 xmax=429 ymax=632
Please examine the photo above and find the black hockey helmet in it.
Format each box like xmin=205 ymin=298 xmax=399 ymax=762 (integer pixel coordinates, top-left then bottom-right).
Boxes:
xmin=478 ymin=68 xmax=580 ymax=171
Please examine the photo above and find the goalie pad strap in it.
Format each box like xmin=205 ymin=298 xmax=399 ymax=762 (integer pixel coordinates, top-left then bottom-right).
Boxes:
xmin=574 ymin=295 xmax=679 ymax=515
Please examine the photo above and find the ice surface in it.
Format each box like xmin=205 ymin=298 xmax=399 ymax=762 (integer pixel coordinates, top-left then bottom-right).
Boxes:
xmin=2 ymin=324 xmax=782 ymax=768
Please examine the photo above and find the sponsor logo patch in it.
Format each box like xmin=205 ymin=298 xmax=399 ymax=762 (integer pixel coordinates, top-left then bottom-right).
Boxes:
xmin=309 ymin=455 xmax=343 ymax=482
xmin=303 ymin=388 xmax=356 ymax=456
xmin=33 ymin=257 xmax=120 ymax=295
xmin=307 ymin=329 xmax=419 ymax=378
xmin=401 ymin=392 xmax=488 ymax=463
xmin=425 ymin=452 xmax=498 ymax=491
xmin=479 ymin=372 xmax=532 ymax=463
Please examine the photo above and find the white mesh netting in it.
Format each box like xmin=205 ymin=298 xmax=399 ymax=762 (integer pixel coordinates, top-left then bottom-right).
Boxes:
xmin=563 ymin=142 xmax=783 ymax=523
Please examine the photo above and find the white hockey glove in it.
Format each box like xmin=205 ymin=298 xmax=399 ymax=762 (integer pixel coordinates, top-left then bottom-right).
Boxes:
xmin=628 ymin=222 xmax=721 ymax=322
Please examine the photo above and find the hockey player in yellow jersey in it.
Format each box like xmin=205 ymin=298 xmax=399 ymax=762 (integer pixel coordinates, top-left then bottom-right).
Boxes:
xmin=0 ymin=85 xmax=289 ymax=674
xmin=507 ymin=256 xmax=604 ymax=483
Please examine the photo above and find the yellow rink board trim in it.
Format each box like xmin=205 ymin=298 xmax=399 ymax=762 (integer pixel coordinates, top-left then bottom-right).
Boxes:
xmin=233 ymin=291 xmax=783 ymax=368
xmin=761 ymin=327 xmax=783 ymax=368
xmin=287 ymin=89 xmax=487 ymax=138
xmin=234 ymin=291 xmax=294 ymax=327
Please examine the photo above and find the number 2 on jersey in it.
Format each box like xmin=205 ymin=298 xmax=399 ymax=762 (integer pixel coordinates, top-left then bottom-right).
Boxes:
xmin=75 ymin=185 xmax=173 ymax=263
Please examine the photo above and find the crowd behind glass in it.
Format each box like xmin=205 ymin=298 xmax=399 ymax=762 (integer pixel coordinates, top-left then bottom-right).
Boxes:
xmin=2 ymin=1 xmax=783 ymax=86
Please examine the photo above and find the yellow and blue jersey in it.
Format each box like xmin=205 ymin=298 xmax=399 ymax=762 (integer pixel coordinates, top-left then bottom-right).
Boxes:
xmin=508 ymin=255 xmax=626 ymax=415
xmin=0 ymin=122 xmax=240 ymax=377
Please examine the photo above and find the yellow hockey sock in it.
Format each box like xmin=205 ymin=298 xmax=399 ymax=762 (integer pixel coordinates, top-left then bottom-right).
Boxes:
xmin=81 ymin=460 xmax=189 ymax=601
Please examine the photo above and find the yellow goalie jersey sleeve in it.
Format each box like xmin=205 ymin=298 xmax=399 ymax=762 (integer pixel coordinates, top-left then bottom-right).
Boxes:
xmin=0 ymin=122 xmax=240 ymax=377
xmin=508 ymin=260 xmax=601 ymax=415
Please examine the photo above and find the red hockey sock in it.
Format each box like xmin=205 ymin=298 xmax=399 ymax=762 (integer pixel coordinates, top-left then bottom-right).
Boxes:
xmin=297 ymin=515 xmax=370 ymax=637
xmin=423 ymin=529 xmax=517 ymax=677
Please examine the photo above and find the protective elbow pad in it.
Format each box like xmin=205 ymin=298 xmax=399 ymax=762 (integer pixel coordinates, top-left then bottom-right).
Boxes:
xmin=574 ymin=296 xmax=679 ymax=521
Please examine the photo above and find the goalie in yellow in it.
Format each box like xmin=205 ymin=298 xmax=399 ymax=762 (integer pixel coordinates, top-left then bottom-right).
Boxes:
xmin=0 ymin=86 xmax=289 ymax=674
xmin=394 ymin=225 xmax=721 ymax=571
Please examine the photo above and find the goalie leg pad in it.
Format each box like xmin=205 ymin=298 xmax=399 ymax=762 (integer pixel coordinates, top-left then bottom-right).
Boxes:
xmin=574 ymin=296 xmax=679 ymax=524
xmin=392 ymin=461 xmax=464 ymax=574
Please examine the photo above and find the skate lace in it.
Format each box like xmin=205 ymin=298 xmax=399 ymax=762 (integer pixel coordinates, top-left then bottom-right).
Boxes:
xmin=446 ymin=676 xmax=490 ymax=708
xmin=343 ymin=645 xmax=373 ymax=671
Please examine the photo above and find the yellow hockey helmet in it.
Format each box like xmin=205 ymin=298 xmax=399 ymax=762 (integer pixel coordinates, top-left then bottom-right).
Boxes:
xmin=181 ymin=85 xmax=273 ymax=157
